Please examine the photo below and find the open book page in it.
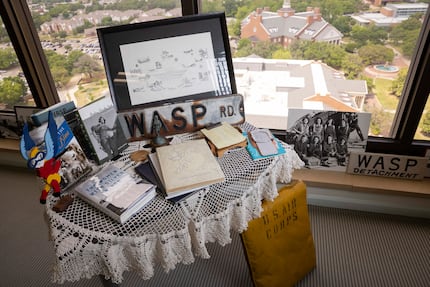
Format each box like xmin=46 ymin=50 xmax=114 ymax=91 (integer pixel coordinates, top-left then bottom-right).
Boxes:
xmin=200 ymin=122 xmax=246 ymax=149
xmin=156 ymin=139 xmax=225 ymax=194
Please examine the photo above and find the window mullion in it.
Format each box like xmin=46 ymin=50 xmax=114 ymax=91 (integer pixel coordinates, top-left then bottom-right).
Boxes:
xmin=0 ymin=0 xmax=59 ymax=107
xmin=390 ymin=8 xmax=430 ymax=144
xmin=181 ymin=0 xmax=200 ymax=16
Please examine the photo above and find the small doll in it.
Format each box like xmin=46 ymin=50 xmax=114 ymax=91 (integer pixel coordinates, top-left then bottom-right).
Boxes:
xmin=20 ymin=112 xmax=62 ymax=204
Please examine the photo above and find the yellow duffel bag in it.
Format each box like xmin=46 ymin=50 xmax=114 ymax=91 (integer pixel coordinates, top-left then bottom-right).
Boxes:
xmin=241 ymin=180 xmax=316 ymax=287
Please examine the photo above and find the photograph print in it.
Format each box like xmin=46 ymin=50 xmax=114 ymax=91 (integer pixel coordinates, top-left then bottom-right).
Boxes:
xmin=14 ymin=105 xmax=42 ymax=135
xmin=286 ymin=109 xmax=371 ymax=171
xmin=0 ymin=111 xmax=20 ymax=139
xmin=79 ymin=97 xmax=128 ymax=164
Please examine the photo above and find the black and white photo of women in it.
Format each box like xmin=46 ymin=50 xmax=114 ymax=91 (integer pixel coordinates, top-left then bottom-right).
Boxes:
xmin=294 ymin=134 xmax=310 ymax=167
xmin=287 ymin=109 xmax=371 ymax=171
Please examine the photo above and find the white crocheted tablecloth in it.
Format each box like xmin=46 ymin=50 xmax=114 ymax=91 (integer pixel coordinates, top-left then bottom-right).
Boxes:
xmin=45 ymin=123 xmax=304 ymax=284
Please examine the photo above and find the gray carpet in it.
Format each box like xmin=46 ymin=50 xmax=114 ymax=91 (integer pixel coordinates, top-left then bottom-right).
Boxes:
xmin=1 ymin=166 xmax=429 ymax=287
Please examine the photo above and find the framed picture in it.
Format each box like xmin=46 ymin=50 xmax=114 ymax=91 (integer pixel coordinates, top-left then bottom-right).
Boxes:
xmin=0 ymin=111 xmax=20 ymax=139
xmin=14 ymin=105 xmax=42 ymax=134
xmin=78 ymin=96 xmax=128 ymax=164
xmin=97 ymin=12 xmax=237 ymax=112
xmin=286 ymin=109 xmax=371 ymax=172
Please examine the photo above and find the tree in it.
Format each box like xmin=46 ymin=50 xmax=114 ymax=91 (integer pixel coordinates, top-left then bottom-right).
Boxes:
xmin=50 ymin=65 xmax=69 ymax=88
xmin=357 ymin=44 xmax=394 ymax=65
xmin=73 ymin=54 xmax=102 ymax=79
xmin=272 ymin=48 xmax=292 ymax=59
xmin=421 ymin=110 xmax=430 ymax=137
xmin=0 ymin=76 xmax=26 ymax=107
xmin=332 ymin=16 xmax=353 ymax=36
xmin=228 ymin=19 xmax=241 ymax=37
xmin=401 ymin=29 xmax=420 ymax=58
xmin=365 ymin=105 xmax=393 ymax=136
xmin=391 ymin=68 xmax=408 ymax=97
xmin=201 ymin=0 xmax=223 ymax=13
xmin=253 ymin=41 xmax=282 ymax=58
xmin=350 ymin=25 xmax=388 ymax=47
xmin=290 ymin=41 xmax=346 ymax=69
xmin=101 ymin=16 xmax=113 ymax=26
xmin=341 ymin=53 xmax=363 ymax=79
xmin=0 ymin=48 xmax=18 ymax=69
xmin=234 ymin=38 xmax=253 ymax=57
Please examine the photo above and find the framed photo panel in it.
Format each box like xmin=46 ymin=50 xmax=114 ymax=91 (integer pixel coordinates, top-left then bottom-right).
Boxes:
xmin=97 ymin=12 xmax=237 ymax=112
xmin=14 ymin=105 xmax=42 ymax=134
xmin=286 ymin=109 xmax=371 ymax=172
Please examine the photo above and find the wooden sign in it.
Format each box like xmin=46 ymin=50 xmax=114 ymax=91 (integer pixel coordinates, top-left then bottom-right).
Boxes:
xmin=347 ymin=151 xmax=427 ymax=180
xmin=117 ymin=94 xmax=245 ymax=141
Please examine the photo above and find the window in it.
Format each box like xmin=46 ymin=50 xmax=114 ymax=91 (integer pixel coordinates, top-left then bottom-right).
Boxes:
xmin=1 ymin=0 xmax=429 ymax=157
xmin=200 ymin=0 xmax=430 ymax=156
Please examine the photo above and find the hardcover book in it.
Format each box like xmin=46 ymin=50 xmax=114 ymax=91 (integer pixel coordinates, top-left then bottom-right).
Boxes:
xmin=74 ymin=165 xmax=156 ymax=223
xmin=64 ymin=108 xmax=98 ymax=163
xmin=31 ymin=101 xmax=76 ymax=126
xmin=146 ymin=153 xmax=201 ymax=201
xmin=200 ymin=122 xmax=247 ymax=157
xmin=153 ymin=139 xmax=225 ymax=199
xmin=29 ymin=116 xmax=93 ymax=191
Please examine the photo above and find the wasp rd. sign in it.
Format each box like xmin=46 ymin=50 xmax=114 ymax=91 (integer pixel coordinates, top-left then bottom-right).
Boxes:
xmin=347 ymin=151 xmax=427 ymax=180
xmin=117 ymin=94 xmax=245 ymax=141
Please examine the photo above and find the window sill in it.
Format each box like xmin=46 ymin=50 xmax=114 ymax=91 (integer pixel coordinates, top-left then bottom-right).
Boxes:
xmin=0 ymin=138 xmax=20 ymax=152
xmin=2 ymin=138 xmax=429 ymax=198
xmin=292 ymin=168 xmax=430 ymax=198
xmin=0 ymin=139 xmax=26 ymax=168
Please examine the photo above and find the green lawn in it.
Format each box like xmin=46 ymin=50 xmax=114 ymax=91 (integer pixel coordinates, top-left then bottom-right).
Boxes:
xmin=74 ymin=79 xmax=108 ymax=107
xmin=373 ymin=78 xmax=430 ymax=141
xmin=373 ymin=78 xmax=399 ymax=111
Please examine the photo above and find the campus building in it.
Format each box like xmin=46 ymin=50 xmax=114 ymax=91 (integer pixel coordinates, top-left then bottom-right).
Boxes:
xmin=351 ymin=2 xmax=429 ymax=27
xmin=240 ymin=1 xmax=343 ymax=47
xmin=233 ymin=56 xmax=368 ymax=129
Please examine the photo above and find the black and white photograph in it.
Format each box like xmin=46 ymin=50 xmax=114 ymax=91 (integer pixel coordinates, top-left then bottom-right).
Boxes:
xmin=79 ymin=97 xmax=128 ymax=164
xmin=58 ymin=139 xmax=93 ymax=190
xmin=14 ymin=105 xmax=42 ymax=135
xmin=0 ymin=111 xmax=20 ymax=139
xmin=286 ymin=109 xmax=371 ymax=171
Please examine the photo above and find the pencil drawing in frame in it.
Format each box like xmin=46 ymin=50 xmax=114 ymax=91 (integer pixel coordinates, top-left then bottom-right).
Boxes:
xmin=97 ymin=12 xmax=237 ymax=112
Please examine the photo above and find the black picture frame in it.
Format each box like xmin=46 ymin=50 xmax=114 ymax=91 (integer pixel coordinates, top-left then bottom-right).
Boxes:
xmin=97 ymin=12 xmax=237 ymax=112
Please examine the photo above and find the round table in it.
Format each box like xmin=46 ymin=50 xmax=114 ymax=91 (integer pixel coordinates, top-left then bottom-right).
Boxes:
xmin=45 ymin=124 xmax=304 ymax=284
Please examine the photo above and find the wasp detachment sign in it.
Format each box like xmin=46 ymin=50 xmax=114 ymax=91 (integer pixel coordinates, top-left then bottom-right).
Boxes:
xmin=347 ymin=151 xmax=427 ymax=180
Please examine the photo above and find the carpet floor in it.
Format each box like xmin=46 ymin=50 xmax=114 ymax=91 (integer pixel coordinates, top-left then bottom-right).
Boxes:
xmin=1 ymin=166 xmax=429 ymax=286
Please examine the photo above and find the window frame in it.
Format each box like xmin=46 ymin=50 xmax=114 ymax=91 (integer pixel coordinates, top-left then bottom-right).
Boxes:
xmin=366 ymin=7 xmax=430 ymax=156
xmin=0 ymin=0 xmax=59 ymax=107
xmin=1 ymin=0 xmax=429 ymax=156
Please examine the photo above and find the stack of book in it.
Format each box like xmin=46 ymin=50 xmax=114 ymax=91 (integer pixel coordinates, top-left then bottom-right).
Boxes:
xmin=136 ymin=139 xmax=225 ymax=202
xmin=74 ymin=165 xmax=156 ymax=223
